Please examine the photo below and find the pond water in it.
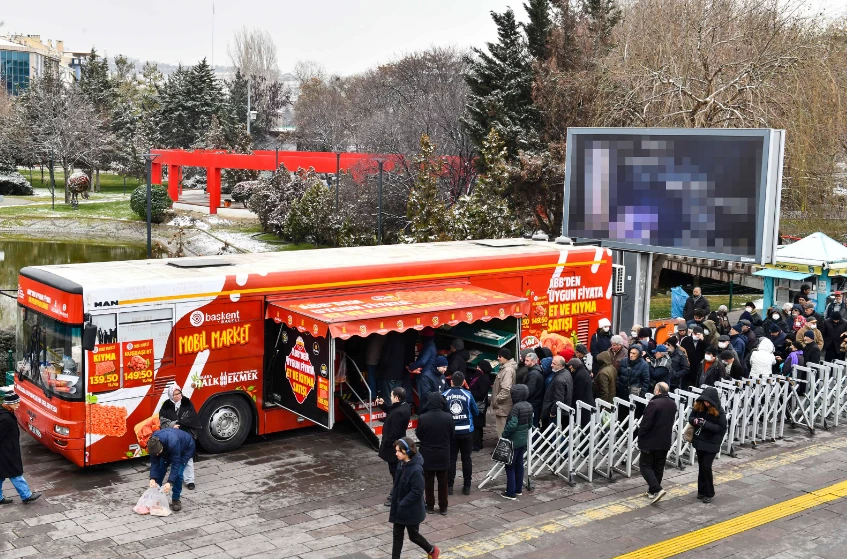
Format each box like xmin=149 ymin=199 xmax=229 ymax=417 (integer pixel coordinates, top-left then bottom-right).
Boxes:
xmin=0 ymin=239 xmax=149 ymax=330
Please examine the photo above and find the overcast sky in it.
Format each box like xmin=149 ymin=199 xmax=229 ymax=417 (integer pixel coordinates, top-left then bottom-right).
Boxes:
xmin=3 ymin=0 xmax=525 ymax=75
xmin=4 ymin=0 xmax=846 ymax=76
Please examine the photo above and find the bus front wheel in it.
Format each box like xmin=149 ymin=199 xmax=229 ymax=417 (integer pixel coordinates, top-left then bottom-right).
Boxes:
xmin=199 ymin=395 xmax=252 ymax=453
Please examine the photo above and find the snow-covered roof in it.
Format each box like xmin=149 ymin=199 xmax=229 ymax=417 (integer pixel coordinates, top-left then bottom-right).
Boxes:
xmin=775 ymin=232 xmax=847 ymax=267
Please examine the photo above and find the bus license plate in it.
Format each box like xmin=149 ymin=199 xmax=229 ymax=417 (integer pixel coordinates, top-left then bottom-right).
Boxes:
xmin=28 ymin=423 xmax=42 ymax=438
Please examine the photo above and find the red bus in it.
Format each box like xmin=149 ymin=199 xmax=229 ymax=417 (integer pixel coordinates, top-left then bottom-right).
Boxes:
xmin=13 ymin=239 xmax=614 ymax=466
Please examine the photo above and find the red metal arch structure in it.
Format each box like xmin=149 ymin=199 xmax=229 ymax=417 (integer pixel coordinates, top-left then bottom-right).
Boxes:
xmin=150 ymin=149 xmax=468 ymax=215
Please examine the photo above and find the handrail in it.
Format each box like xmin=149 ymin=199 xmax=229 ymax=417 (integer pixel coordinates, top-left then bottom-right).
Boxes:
xmin=344 ymin=355 xmax=373 ymax=431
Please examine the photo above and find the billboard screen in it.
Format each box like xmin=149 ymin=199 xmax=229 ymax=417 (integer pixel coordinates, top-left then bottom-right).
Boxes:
xmin=563 ymin=128 xmax=783 ymax=264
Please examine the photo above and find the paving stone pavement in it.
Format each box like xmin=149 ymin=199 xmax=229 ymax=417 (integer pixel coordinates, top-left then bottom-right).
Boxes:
xmin=3 ymin=421 xmax=847 ymax=559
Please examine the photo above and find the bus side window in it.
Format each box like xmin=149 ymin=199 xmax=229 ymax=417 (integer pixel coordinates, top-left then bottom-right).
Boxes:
xmin=118 ymin=308 xmax=175 ymax=366
xmin=90 ymin=314 xmax=117 ymax=344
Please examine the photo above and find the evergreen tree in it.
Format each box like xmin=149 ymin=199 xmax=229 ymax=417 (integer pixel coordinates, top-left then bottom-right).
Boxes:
xmin=583 ymin=0 xmax=622 ymax=50
xmin=79 ymin=48 xmax=113 ymax=114
xmin=524 ymin=0 xmax=552 ymax=60
xmin=452 ymin=129 xmax=520 ymax=240
xmin=463 ymin=9 xmax=541 ymax=160
xmin=405 ymin=134 xmax=450 ymax=243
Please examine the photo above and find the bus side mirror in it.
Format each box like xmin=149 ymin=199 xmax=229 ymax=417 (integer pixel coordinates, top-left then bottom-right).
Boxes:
xmin=82 ymin=324 xmax=97 ymax=351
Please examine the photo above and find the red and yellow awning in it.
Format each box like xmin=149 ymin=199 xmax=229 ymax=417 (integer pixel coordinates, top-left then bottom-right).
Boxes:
xmin=266 ymin=284 xmax=528 ymax=339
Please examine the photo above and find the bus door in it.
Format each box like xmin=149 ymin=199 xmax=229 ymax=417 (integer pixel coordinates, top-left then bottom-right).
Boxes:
xmin=264 ymin=316 xmax=334 ymax=429
xmin=85 ymin=306 xmax=174 ymax=465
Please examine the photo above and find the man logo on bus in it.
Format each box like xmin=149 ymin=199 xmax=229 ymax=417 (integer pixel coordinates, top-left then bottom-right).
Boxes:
xmin=189 ymin=310 xmax=205 ymax=327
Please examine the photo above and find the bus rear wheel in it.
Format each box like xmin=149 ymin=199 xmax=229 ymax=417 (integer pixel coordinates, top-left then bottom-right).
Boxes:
xmin=199 ymin=395 xmax=252 ymax=453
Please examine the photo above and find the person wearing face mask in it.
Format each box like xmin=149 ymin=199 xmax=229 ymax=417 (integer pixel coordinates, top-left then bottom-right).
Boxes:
xmin=739 ymin=321 xmax=757 ymax=355
xmin=719 ymin=350 xmax=746 ymax=381
xmin=608 ymin=335 xmax=628 ymax=373
xmin=683 ymin=286 xmax=710 ymax=322
xmin=590 ymin=318 xmax=613 ymax=374
xmin=681 ymin=325 xmax=707 ymax=390
xmin=790 ymin=304 xmax=807 ymax=333
xmin=826 ymin=291 xmax=847 ymax=321
xmin=716 ymin=335 xmax=741 ymax=369
xmin=780 ymin=302 xmax=794 ymax=325
xmin=696 ymin=347 xmax=726 ymax=387
xmin=664 ymin=336 xmax=690 ymax=392
xmin=647 ymin=344 xmax=672 ymax=388
xmin=763 ymin=307 xmax=790 ymax=335
xmin=739 ymin=302 xmax=763 ymax=328
xmin=796 ymin=316 xmax=824 ymax=350
xmin=635 ymin=326 xmax=657 ymax=356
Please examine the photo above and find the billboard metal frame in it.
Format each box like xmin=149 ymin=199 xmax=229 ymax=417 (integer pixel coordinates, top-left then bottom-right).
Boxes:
xmin=562 ymin=128 xmax=784 ymax=265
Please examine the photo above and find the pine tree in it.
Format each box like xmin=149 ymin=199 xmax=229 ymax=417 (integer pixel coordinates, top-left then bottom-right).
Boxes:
xmin=452 ymin=129 xmax=520 ymax=240
xmin=463 ymin=9 xmax=542 ymax=160
xmin=524 ymin=0 xmax=552 ymax=60
xmin=405 ymin=134 xmax=451 ymax=243
xmin=79 ymin=48 xmax=113 ymax=114
xmin=583 ymin=0 xmax=622 ymax=50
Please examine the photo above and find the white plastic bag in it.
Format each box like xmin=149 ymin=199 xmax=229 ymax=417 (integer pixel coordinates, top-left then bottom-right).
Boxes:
xmin=133 ymin=487 xmax=171 ymax=516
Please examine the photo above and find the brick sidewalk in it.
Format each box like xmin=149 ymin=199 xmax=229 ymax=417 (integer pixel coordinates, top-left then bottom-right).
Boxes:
xmin=2 ymin=422 xmax=847 ymax=559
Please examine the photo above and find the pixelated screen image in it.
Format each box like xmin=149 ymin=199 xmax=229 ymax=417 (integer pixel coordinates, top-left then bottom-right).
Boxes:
xmin=566 ymin=133 xmax=766 ymax=259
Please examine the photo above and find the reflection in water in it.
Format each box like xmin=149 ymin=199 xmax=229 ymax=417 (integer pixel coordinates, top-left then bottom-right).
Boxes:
xmin=0 ymin=240 xmax=149 ymax=329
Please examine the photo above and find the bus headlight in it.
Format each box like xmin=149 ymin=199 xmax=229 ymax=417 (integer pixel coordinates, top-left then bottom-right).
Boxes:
xmin=53 ymin=425 xmax=70 ymax=436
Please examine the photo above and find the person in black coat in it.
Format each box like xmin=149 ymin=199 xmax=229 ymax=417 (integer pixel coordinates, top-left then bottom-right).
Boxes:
xmin=159 ymin=386 xmax=202 ymax=490
xmin=446 ymin=339 xmax=470 ymax=378
xmin=719 ymin=350 xmax=746 ymax=381
xmin=638 ymin=383 xmax=677 ymax=502
xmin=823 ymin=315 xmax=847 ymax=361
xmin=568 ymin=358 xmax=594 ymax=427
xmin=388 ymin=437 xmax=439 ymax=559
xmin=590 ymin=319 xmax=613 ymax=374
xmin=683 ymin=287 xmax=710 ymax=321
xmin=802 ymin=330 xmax=822 ymax=366
xmin=0 ymin=393 xmax=42 ymax=504
xmin=376 ymin=387 xmax=411 ymax=506
xmin=541 ymin=356 xmax=572 ymax=428
xmin=379 ymin=331 xmax=408 ymax=403
xmin=522 ymin=352 xmax=545 ymax=428
xmin=415 ymin=392 xmax=454 ymax=515
xmin=689 ymin=387 xmax=728 ymax=503
xmin=467 ymin=361 xmax=492 ymax=451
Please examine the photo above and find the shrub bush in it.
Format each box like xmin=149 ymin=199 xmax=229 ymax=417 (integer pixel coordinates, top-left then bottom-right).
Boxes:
xmin=183 ymin=174 xmax=206 ymax=190
xmin=0 ymin=172 xmax=34 ymax=195
xmin=283 ymin=182 xmax=342 ymax=246
xmin=130 ymin=185 xmax=173 ymax=223
xmin=231 ymin=181 xmax=259 ymax=204
xmin=0 ymin=327 xmax=14 ymax=364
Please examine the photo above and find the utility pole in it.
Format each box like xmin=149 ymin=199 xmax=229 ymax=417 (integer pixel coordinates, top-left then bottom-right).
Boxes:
xmin=49 ymin=149 xmax=55 ymax=210
xmin=335 ymin=152 xmax=341 ymax=211
xmin=142 ymin=153 xmax=162 ymax=258
xmin=375 ymin=158 xmax=386 ymax=245
xmin=247 ymin=79 xmax=251 ymax=135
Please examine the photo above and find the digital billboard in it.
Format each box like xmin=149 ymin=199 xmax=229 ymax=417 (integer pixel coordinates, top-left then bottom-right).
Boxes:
xmin=563 ymin=128 xmax=784 ymax=264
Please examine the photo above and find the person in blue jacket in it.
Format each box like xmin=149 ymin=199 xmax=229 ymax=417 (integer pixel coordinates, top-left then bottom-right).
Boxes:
xmin=617 ymin=345 xmax=651 ymax=400
xmin=147 ymin=427 xmax=196 ymax=512
xmin=443 ymin=372 xmax=479 ymax=496
xmin=408 ymin=327 xmax=437 ymax=411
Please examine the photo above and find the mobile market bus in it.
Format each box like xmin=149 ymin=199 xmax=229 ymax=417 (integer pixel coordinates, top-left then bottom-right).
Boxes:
xmin=13 ymin=239 xmax=614 ymax=466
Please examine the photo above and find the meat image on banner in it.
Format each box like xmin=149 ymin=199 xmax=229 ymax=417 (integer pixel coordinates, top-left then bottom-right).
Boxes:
xmin=270 ymin=324 xmax=332 ymax=428
xmin=121 ymin=340 xmax=154 ymax=389
xmin=285 ymin=337 xmax=316 ymax=404
xmin=88 ymin=343 xmax=120 ymax=393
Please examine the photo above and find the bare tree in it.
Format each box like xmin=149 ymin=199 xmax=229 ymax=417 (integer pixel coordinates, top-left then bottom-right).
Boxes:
xmin=227 ymin=27 xmax=281 ymax=81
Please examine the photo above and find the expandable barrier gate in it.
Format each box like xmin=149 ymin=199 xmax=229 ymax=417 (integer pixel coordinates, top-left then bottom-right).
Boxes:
xmin=479 ymin=359 xmax=847 ymax=491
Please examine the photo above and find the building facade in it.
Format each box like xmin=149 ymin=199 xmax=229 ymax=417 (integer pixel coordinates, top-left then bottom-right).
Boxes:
xmin=0 ymin=35 xmax=74 ymax=95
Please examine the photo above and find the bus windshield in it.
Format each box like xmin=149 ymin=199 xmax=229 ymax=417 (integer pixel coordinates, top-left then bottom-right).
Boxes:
xmin=15 ymin=305 xmax=85 ymax=401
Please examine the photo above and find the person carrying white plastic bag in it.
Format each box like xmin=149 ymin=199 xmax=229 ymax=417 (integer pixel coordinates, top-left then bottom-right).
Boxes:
xmin=147 ymin=427 xmax=195 ymax=512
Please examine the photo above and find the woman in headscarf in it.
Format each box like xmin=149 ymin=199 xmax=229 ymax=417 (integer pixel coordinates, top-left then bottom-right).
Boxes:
xmin=688 ymin=387 xmax=727 ymax=503
xmin=159 ymin=386 xmax=202 ymax=490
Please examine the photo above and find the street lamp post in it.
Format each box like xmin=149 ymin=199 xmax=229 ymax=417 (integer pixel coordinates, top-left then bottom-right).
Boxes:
xmin=335 ymin=152 xmax=341 ymax=211
xmin=48 ymin=149 xmax=55 ymax=210
xmin=142 ymin=153 xmax=162 ymax=258
xmin=374 ymin=158 xmax=386 ymax=245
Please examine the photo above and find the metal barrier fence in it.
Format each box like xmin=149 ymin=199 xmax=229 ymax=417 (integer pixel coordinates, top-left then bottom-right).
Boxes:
xmin=478 ymin=358 xmax=847 ymax=492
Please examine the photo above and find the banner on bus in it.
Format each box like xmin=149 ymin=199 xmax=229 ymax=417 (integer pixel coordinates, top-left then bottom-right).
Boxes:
xmin=269 ymin=324 xmax=333 ymax=428
xmin=17 ymin=275 xmax=84 ymax=322
xmin=266 ymin=284 xmax=529 ymax=340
